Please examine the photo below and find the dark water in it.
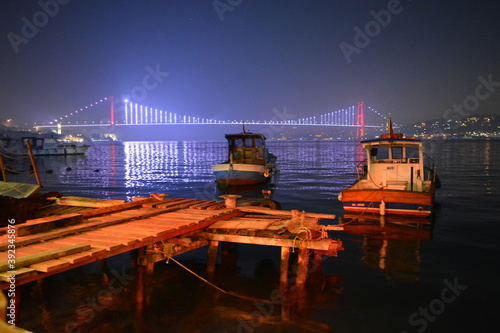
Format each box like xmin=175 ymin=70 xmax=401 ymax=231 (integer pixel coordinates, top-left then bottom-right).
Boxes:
xmin=17 ymin=139 xmax=500 ymax=332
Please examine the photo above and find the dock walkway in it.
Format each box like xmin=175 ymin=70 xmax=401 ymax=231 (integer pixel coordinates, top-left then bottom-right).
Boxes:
xmin=1 ymin=195 xmax=343 ymax=289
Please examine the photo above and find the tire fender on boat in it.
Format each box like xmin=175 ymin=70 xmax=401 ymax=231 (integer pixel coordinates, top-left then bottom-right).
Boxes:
xmin=263 ymin=168 xmax=271 ymax=178
xmin=260 ymin=199 xmax=282 ymax=210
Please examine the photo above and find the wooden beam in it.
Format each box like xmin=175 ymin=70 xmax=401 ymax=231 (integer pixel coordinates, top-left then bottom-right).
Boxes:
xmin=237 ymin=206 xmax=336 ymax=220
xmin=58 ymin=196 xmax=125 ymax=208
xmin=78 ymin=197 xmax=160 ymax=219
xmin=16 ymin=213 xmax=83 ymax=237
xmin=206 ymin=240 xmax=219 ymax=273
xmin=0 ymin=268 xmax=37 ymax=282
xmin=296 ymin=248 xmax=309 ymax=285
xmin=280 ymin=247 xmax=290 ymax=288
xmin=199 ymin=233 xmax=341 ymax=251
xmin=0 ymin=244 xmax=90 ymax=272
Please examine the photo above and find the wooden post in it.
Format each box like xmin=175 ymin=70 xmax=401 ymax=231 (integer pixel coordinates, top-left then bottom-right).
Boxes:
xmin=206 ymin=240 xmax=219 ymax=273
xmin=145 ymin=246 xmax=155 ymax=306
xmin=136 ymin=248 xmax=146 ymax=315
xmin=280 ymin=247 xmax=290 ymax=289
xmin=219 ymin=194 xmax=241 ymax=208
xmin=220 ymin=242 xmax=237 ymax=273
xmin=25 ymin=139 xmax=42 ymax=188
xmin=0 ymin=153 xmax=7 ymax=182
xmin=296 ymin=248 xmax=309 ymax=285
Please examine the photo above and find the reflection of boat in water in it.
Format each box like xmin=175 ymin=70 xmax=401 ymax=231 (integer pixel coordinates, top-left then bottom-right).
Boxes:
xmin=340 ymin=213 xmax=433 ymax=281
xmin=211 ymin=131 xmax=278 ymax=185
xmin=338 ymin=119 xmax=439 ymax=217
xmin=23 ymin=137 xmax=90 ymax=156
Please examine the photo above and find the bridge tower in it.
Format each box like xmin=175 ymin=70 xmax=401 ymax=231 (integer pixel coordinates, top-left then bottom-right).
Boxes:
xmin=110 ymin=96 xmax=116 ymax=125
xmin=356 ymin=101 xmax=365 ymax=138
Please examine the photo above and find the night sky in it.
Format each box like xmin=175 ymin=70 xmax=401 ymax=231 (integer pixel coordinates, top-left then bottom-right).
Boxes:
xmin=1 ymin=0 xmax=499 ymax=138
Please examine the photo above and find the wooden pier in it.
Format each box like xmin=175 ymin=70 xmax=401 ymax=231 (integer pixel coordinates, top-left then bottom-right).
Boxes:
xmin=1 ymin=194 xmax=343 ymax=291
xmin=0 ymin=194 xmax=344 ymax=332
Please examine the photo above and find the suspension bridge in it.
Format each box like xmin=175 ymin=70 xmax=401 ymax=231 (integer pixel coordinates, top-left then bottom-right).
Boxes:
xmin=35 ymin=97 xmax=393 ymax=138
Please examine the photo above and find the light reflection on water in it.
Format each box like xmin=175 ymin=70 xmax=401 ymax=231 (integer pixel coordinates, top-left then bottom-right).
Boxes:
xmin=20 ymin=139 xmax=500 ymax=332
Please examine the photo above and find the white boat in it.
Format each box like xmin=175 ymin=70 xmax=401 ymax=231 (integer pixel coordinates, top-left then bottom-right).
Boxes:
xmin=23 ymin=137 xmax=90 ymax=156
xmin=338 ymin=119 xmax=440 ymax=217
xmin=211 ymin=131 xmax=278 ymax=185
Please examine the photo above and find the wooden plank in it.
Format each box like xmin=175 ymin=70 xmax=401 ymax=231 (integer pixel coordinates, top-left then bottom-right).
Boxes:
xmin=206 ymin=202 xmax=226 ymax=210
xmin=0 ymin=268 xmax=37 ymax=282
xmin=0 ymin=207 xmax=177 ymax=251
xmin=47 ymin=241 xmax=108 ymax=259
xmin=125 ymin=221 xmax=179 ymax=230
xmin=112 ymin=207 xmax=165 ymax=218
xmin=199 ymin=232 xmax=340 ymax=251
xmin=58 ymin=236 xmax=125 ymax=252
xmin=30 ymin=259 xmax=70 ymax=273
xmin=228 ymin=220 xmax=273 ymax=230
xmin=56 ymin=250 xmax=95 ymax=265
xmin=87 ymin=231 xmax=140 ymax=246
xmin=17 ymin=213 xmax=83 ymax=237
xmin=58 ymin=196 xmax=125 ymax=207
xmin=189 ymin=201 xmax=217 ymax=209
xmin=208 ymin=220 xmax=244 ymax=229
xmin=103 ymin=224 xmax=154 ymax=234
xmin=238 ymin=206 xmax=336 ymax=220
xmin=155 ymin=199 xmax=201 ymax=209
xmin=0 ymin=244 xmax=91 ymax=271
xmin=79 ymin=197 xmax=159 ymax=218
xmin=142 ymin=197 xmax=184 ymax=208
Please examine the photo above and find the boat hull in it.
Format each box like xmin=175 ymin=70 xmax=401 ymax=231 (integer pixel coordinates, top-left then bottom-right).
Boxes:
xmin=211 ymin=163 xmax=272 ymax=185
xmin=339 ymin=188 xmax=434 ymax=217
xmin=32 ymin=146 xmax=90 ymax=156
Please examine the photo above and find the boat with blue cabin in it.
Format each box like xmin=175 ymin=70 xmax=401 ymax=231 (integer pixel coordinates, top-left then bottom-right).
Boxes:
xmin=338 ymin=119 xmax=439 ymax=217
xmin=211 ymin=131 xmax=278 ymax=185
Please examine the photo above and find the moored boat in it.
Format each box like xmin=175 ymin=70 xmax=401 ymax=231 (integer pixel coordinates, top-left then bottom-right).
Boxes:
xmin=338 ymin=119 xmax=439 ymax=217
xmin=23 ymin=137 xmax=90 ymax=156
xmin=211 ymin=131 xmax=278 ymax=185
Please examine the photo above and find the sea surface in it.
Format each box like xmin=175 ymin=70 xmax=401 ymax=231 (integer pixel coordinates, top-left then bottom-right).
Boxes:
xmin=15 ymin=139 xmax=500 ymax=332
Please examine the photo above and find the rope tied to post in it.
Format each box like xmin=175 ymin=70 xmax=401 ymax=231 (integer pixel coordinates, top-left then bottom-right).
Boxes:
xmin=166 ymin=256 xmax=284 ymax=305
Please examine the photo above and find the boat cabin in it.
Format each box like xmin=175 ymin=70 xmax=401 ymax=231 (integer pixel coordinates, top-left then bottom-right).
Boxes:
xmin=225 ymin=133 xmax=267 ymax=165
xmin=360 ymin=137 xmax=431 ymax=192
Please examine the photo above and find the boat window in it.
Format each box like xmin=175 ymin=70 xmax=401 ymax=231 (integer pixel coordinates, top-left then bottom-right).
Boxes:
xmin=391 ymin=147 xmax=403 ymax=159
xmin=374 ymin=147 xmax=389 ymax=160
xmin=244 ymin=138 xmax=253 ymax=147
xmin=255 ymin=138 xmax=263 ymax=147
xmin=406 ymin=146 xmax=419 ymax=159
xmin=231 ymin=139 xmax=243 ymax=147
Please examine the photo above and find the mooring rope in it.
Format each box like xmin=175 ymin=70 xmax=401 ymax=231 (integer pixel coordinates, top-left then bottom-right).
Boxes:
xmin=166 ymin=256 xmax=280 ymax=304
